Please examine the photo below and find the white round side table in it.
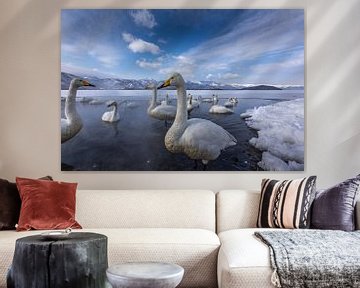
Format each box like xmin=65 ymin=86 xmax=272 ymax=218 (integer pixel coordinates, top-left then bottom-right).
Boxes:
xmin=106 ymin=262 xmax=184 ymax=288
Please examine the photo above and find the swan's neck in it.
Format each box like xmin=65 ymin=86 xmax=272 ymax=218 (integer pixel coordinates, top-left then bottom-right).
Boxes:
xmin=65 ymin=83 xmax=82 ymax=124
xmin=165 ymin=83 xmax=187 ymax=153
xmin=173 ymin=85 xmax=188 ymax=126
xmin=112 ymin=104 xmax=118 ymax=114
xmin=148 ymin=88 xmax=157 ymax=111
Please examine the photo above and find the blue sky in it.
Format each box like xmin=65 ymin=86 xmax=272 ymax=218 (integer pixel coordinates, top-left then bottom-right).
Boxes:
xmin=61 ymin=9 xmax=304 ymax=85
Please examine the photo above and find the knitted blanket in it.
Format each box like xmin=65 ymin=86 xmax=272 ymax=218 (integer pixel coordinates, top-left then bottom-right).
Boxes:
xmin=255 ymin=230 xmax=360 ymax=288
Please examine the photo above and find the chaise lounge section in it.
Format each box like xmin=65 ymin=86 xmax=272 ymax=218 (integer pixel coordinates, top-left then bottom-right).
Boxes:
xmin=216 ymin=189 xmax=360 ymax=288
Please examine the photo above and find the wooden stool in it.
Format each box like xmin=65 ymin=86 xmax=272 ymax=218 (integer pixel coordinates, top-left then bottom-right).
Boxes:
xmin=7 ymin=232 xmax=108 ymax=288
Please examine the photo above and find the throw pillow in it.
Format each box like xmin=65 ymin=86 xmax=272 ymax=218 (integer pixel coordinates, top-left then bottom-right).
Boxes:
xmin=16 ymin=177 xmax=82 ymax=231
xmin=0 ymin=179 xmax=20 ymax=230
xmin=0 ymin=176 xmax=53 ymax=230
xmin=311 ymin=174 xmax=360 ymax=231
xmin=257 ymin=176 xmax=317 ymax=229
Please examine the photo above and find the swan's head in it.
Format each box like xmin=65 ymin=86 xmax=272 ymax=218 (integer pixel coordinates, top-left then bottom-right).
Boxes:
xmin=71 ymin=78 xmax=96 ymax=88
xmin=106 ymin=100 xmax=117 ymax=107
xmin=158 ymin=73 xmax=185 ymax=89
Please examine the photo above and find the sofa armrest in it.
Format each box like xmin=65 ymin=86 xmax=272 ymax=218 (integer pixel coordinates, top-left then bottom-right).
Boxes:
xmin=356 ymin=200 xmax=360 ymax=230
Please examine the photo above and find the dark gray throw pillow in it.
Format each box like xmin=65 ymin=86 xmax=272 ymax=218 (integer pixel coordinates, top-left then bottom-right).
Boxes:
xmin=311 ymin=174 xmax=360 ymax=231
xmin=0 ymin=179 xmax=20 ymax=230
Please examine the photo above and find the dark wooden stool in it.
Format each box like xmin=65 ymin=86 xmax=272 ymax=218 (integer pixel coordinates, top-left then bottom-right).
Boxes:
xmin=7 ymin=232 xmax=108 ymax=288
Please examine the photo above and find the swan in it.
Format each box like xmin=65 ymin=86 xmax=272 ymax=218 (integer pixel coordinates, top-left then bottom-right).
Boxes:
xmin=161 ymin=94 xmax=170 ymax=105
xmin=209 ymin=102 xmax=234 ymax=114
xmin=224 ymin=101 xmax=234 ymax=108
xmin=224 ymin=98 xmax=234 ymax=108
xmin=201 ymin=97 xmax=213 ymax=103
xmin=187 ymin=94 xmax=200 ymax=111
xmin=89 ymin=99 xmax=104 ymax=105
xmin=209 ymin=95 xmax=234 ymax=114
xmin=187 ymin=94 xmax=200 ymax=114
xmin=147 ymin=83 xmax=176 ymax=123
xmin=158 ymin=73 xmax=237 ymax=168
xmin=102 ymin=101 xmax=120 ymax=123
xmin=61 ymin=78 xmax=95 ymax=143
xmin=224 ymin=97 xmax=238 ymax=108
xmin=209 ymin=105 xmax=234 ymax=114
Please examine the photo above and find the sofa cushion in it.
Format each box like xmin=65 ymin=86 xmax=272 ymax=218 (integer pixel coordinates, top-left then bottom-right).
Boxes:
xmin=311 ymin=174 xmax=360 ymax=231
xmin=16 ymin=177 xmax=81 ymax=231
xmin=0 ymin=228 xmax=219 ymax=288
xmin=216 ymin=190 xmax=260 ymax=233
xmin=76 ymin=190 xmax=216 ymax=231
xmin=217 ymin=228 xmax=277 ymax=288
xmin=257 ymin=177 xmax=317 ymax=229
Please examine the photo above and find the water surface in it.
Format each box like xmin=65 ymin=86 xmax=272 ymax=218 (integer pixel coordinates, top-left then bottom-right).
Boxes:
xmin=61 ymin=89 xmax=303 ymax=171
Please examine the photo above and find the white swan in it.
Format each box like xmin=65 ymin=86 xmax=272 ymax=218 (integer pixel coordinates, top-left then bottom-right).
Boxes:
xmin=102 ymin=101 xmax=120 ymax=123
xmin=201 ymin=97 xmax=213 ymax=103
xmin=224 ymin=97 xmax=238 ymax=108
xmin=61 ymin=78 xmax=95 ymax=143
xmin=161 ymin=94 xmax=170 ymax=105
xmin=158 ymin=73 xmax=237 ymax=167
xmin=187 ymin=94 xmax=200 ymax=114
xmin=187 ymin=94 xmax=200 ymax=113
xmin=147 ymin=83 xmax=176 ymax=123
xmin=89 ymin=99 xmax=104 ymax=105
xmin=209 ymin=104 xmax=234 ymax=114
xmin=209 ymin=96 xmax=234 ymax=114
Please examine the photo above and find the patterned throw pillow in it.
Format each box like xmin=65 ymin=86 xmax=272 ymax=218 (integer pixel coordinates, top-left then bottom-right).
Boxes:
xmin=257 ymin=176 xmax=317 ymax=229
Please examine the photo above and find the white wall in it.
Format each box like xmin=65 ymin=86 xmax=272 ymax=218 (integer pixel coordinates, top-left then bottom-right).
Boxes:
xmin=0 ymin=0 xmax=359 ymax=190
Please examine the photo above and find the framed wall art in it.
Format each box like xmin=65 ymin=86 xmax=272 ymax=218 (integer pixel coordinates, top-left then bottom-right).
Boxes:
xmin=61 ymin=9 xmax=304 ymax=171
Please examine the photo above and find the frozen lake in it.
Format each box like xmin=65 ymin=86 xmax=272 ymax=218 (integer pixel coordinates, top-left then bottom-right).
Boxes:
xmin=61 ymin=89 xmax=304 ymax=171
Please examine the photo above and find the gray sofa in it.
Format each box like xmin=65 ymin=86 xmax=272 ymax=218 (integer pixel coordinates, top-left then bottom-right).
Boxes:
xmin=0 ymin=189 xmax=359 ymax=288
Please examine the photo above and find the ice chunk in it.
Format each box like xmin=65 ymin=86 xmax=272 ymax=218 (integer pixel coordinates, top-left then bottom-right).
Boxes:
xmin=258 ymin=152 xmax=304 ymax=171
xmin=241 ymin=98 xmax=304 ymax=171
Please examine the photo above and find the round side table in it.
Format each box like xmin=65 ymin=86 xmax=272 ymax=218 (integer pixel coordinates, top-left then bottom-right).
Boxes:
xmin=7 ymin=232 xmax=108 ymax=288
xmin=106 ymin=262 xmax=184 ymax=288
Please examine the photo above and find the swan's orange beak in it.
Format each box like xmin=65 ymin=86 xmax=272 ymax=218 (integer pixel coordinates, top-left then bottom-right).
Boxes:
xmin=82 ymin=80 xmax=96 ymax=87
xmin=158 ymin=78 xmax=171 ymax=89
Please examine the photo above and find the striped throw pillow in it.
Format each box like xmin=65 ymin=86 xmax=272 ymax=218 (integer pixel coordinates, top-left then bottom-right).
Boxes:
xmin=257 ymin=176 xmax=317 ymax=229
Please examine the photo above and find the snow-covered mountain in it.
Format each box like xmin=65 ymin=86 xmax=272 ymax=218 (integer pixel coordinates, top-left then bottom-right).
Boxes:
xmin=61 ymin=72 xmax=303 ymax=90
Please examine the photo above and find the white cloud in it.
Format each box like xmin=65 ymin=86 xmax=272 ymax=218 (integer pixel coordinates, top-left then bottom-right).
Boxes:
xmin=62 ymin=42 xmax=120 ymax=68
xmin=61 ymin=43 xmax=78 ymax=53
xmin=122 ymin=33 xmax=135 ymax=43
xmin=122 ymin=33 xmax=160 ymax=55
xmin=206 ymin=73 xmax=214 ymax=79
xmin=161 ymin=10 xmax=303 ymax=83
xmin=136 ymin=59 xmax=162 ymax=69
xmin=87 ymin=44 xmax=120 ymax=67
xmin=130 ymin=10 xmax=157 ymax=29
xmin=158 ymin=55 xmax=196 ymax=79
xmin=221 ymin=72 xmax=240 ymax=80
xmin=251 ymin=50 xmax=304 ymax=75
xmin=61 ymin=62 xmax=117 ymax=78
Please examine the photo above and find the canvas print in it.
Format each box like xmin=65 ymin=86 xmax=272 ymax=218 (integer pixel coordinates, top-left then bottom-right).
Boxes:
xmin=61 ymin=9 xmax=304 ymax=171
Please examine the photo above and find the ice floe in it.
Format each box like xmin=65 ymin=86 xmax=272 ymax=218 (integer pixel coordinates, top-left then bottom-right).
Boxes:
xmin=240 ymin=98 xmax=304 ymax=171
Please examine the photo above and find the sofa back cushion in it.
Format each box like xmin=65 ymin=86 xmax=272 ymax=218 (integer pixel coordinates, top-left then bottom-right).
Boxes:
xmin=76 ymin=190 xmax=216 ymax=231
xmin=216 ymin=190 xmax=260 ymax=233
